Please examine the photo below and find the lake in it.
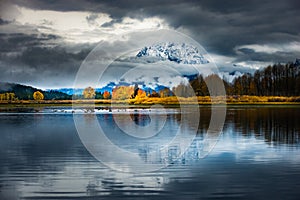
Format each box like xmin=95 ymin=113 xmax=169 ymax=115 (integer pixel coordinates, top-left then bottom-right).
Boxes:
xmin=0 ymin=105 xmax=300 ymax=199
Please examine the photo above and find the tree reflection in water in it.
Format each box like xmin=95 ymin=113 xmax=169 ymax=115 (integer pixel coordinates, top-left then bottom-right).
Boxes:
xmin=225 ymin=106 xmax=300 ymax=145
xmin=130 ymin=112 xmax=151 ymax=126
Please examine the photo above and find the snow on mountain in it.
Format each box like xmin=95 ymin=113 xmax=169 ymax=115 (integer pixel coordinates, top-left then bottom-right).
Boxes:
xmin=61 ymin=43 xmax=264 ymax=94
xmin=136 ymin=42 xmax=209 ymax=64
xmin=134 ymin=42 xmax=249 ymax=83
xmin=218 ymin=71 xmax=244 ymax=83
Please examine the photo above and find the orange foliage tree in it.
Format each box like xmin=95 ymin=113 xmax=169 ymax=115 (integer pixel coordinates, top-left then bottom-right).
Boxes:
xmin=136 ymin=89 xmax=147 ymax=98
xmin=103 ymin=91 xmax=111 ymax=99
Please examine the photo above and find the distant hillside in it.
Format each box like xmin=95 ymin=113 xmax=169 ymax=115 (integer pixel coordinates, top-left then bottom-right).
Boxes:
xmin=0 ymin=82 xmax=71 ymax=100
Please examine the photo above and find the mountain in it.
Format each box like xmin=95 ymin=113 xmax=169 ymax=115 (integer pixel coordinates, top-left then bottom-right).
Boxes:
xmin=52 ymin=82 xmax=117 ymax=95
xmin=136 ymin=42 xmax=209 ymax=64
xmin=0 ymin=82 xmax=71 ymax=100
xmin=134 ymin=42 xmax=248 ymax=83
xmin=52 ymin=82 xmax=168 ymax=96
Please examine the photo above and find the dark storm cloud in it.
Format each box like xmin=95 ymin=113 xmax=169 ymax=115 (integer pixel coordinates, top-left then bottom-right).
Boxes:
xmin=235 ymin=48 xmax=298 ymax=63
xmin=0 ymin=31 xmax=93 ymax=88
xmin=237 ymin=48 xmax=256 ymax=55
xmin=156 ymin=0 xmax=300 ymax=57
xmin=9 ymin=0 xmax=300 ymax=58
xmin=0 ymin=33 xmax=59 ymax=53
xmin=0 ymin=0 xmax=299 ymax=87
xmin=17 ymin=46 xmax=89 ymax=67
xmin=0 ymin=47 xmax=91 ymax=88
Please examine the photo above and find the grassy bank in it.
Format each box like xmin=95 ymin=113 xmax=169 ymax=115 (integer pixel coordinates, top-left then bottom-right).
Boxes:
xmin=0 ymin=96 xmax=300 ymax=107
xmin=129 ymin=95 xmax=300 ymax=105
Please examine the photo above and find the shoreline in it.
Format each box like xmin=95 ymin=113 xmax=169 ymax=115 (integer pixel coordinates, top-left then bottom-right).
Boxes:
xmin=0 ymin=101 xmax=300 ymax=108
xmin=0 ymin=95 xmax=300 ymax=107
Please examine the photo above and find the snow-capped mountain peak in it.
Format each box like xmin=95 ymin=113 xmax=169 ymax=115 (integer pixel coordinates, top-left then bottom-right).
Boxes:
xmin=136 ymin=42 xmax=209 ymax=64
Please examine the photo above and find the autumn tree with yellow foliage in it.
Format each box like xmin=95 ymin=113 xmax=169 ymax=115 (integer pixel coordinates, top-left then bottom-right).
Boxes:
xmin=112 ymin=86 xmax=134 ymax=100
xmin=83 ymin=87 xmax=96 ymax=99
xmin=33 ymin=91 xmax=44 ymax=101
xmin=0 ymin=93 xmax=16 ymax=101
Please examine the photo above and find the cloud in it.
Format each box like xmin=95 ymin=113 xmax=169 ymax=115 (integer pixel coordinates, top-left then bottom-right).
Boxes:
xmin=77 ymin=58 xmax=202 ymax=89
xmin=86 ymin=13 xmax=99 ymax=26
xmin=0 ymin=0 xmax=299 ymax=88
xmin=2 ymin=5 xmax=169 ymax=44
xmin=112 ymin=61 xmax=193 ymax=89
xmin=101 ymin=18 xmax=123 ymax=28
xmin=7 ymin=1 xmax=299 ymax=50
xmin=233 ymin=44 xmax=300 ymax=64
xmin=236 ymin=42 xmax=300 ymax=54
xmin=0 ymin=33 xmax=92 ymax=88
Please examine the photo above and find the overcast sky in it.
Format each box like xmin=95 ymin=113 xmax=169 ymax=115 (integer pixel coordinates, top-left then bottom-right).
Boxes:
xmin=0 ymin=0 xmax=299 ymax=89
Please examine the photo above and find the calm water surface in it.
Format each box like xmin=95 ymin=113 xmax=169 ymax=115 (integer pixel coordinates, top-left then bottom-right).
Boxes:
xmin=0 ymin=106 xmax=300 ymax=199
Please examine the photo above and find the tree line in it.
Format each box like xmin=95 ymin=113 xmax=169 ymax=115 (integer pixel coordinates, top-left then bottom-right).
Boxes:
xmin=190 ymin=62 xmax=300 ymax=97
xmin=82 ymin=62 xmax=300 ymax=100
xmin=144 ymin=62 xmax=300 ymax=97
xmin=0 ymin=83 xmax=72 ymax=100
xmin=1 ymin=62 xmax=299 ymax=102
xmin=228 ymin=63 xmax=300 ymax=96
